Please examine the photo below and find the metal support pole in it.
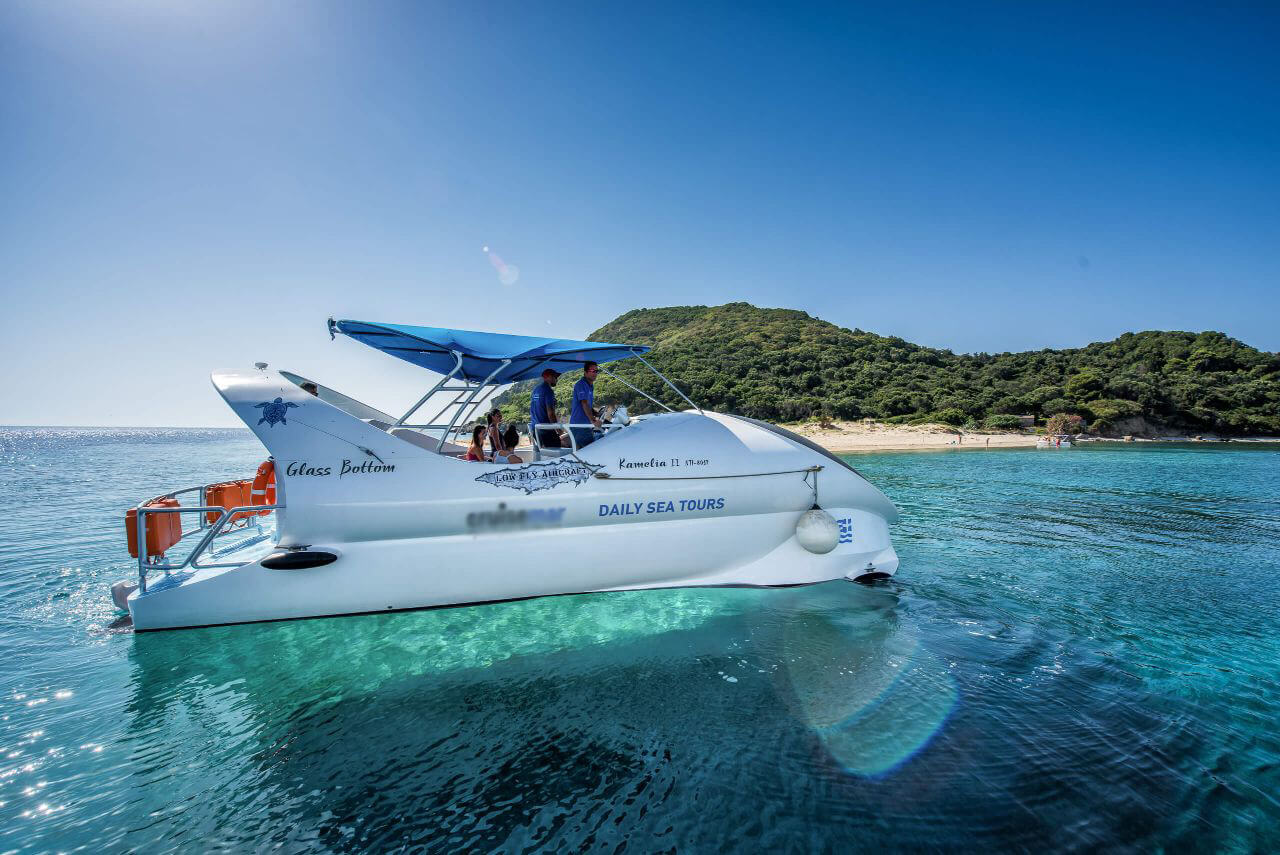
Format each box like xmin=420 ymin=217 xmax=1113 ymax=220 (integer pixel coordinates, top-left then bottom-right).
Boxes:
xmin=136 ymin=508 xmax=148 ymax=593
xmin=633 ymin=352 xmax=702 ymax=414
xmin=422 ymin=387 xmax=471 ymax=427
xmin=454 ymin=385 xmax=498 ymax=440
xmin=598 ymin=365 xmax=674 ymax=413
xmin=437 ymin=360 xmax=510 ymax=451
xmin=395 ymin=350 xmax=464 ymax=427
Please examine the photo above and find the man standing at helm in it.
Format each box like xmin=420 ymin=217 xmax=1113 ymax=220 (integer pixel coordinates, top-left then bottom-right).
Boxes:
xmin=570 ymin=362 xmax=603 ymax=449
xmin=529 ymin=368 xmax=564 ymax=449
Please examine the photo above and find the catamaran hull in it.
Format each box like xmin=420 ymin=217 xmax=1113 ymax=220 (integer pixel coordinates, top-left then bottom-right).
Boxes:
xmin=128 ymin=509 xmax=897 ymax=630
xmin=126 ymin=369 xmax=900 ymax=631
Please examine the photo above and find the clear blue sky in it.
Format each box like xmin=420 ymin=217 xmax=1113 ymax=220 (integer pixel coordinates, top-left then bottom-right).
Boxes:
xmin=2 ymin=1 xmax=1277 ymax=426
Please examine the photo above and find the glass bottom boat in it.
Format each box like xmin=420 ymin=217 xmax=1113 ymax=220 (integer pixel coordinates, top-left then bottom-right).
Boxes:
xmin=113 ymin=319 xmax=901 ymax=631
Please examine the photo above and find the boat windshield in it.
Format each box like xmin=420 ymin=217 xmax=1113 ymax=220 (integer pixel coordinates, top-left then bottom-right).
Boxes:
xmin=279 ymin=371 xmax=394 ymax=423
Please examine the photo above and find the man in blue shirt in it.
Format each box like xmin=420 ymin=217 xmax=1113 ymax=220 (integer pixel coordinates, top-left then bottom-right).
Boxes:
xmin=529 ymin=368 xmax=563 ymax=449
xmin=569 ymin=361 xmax=602 ymax=449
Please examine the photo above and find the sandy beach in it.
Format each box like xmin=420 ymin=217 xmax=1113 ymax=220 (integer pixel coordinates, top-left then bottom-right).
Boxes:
xmin=783 ymin=421 xmax=1280 ymax=452
xmin=785 ymin=420 xmax=1041 ymax=453
xmin=508 ymin=420 xmax=1039 ymax=455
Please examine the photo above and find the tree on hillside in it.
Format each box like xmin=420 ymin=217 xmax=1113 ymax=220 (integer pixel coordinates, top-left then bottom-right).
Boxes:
xmin=1045 ymin=413 xmax=1086 ymax=435
xmin=491 ymin=304 xmax=1280 ymax=437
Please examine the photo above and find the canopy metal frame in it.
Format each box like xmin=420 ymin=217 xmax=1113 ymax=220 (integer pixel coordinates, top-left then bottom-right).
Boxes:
xmin=434 ymin=359 xmax=511 ymax=452
xmin=394 ymin=350 xmax=464 ymax=427
xmin=390 ymin=355 xmax=701 ymax=454
xmin=632 ymin=351 xmax=702 ymax=415
xmin=336 ymin=320 xmax=702 ymax=456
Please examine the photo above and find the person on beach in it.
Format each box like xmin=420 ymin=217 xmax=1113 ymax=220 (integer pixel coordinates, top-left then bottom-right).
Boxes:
xmin=529 ymin=368 xmax=565 ymax=449
xmin=570 ymin=362 xmax=602 ymax=448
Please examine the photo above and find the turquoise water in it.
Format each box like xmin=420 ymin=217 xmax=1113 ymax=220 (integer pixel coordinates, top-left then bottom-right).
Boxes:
xmin=1 ymin=429 xmax=1278 ymax=851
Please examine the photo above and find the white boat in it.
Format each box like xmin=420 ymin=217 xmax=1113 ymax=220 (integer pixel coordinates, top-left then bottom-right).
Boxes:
xmin=113 ymin=320 xmax=901 ymax=631
xmin=1036 ymin=435 xmax=1073 ymax=449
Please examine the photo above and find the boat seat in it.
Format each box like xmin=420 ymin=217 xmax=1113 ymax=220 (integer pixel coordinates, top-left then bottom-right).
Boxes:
xmin=390 ymin=428 xmax=468 ymax=456
xmin=390 ymin=427 xmax=435 ymax=450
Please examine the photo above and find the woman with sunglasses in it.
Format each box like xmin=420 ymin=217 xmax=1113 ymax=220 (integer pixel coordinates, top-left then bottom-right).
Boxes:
xmin=485 ymin=409 xmax=523 ymax=464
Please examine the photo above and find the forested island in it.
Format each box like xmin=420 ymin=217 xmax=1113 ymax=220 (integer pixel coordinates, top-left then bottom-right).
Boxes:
xmin=502 ymin=303 xmax=1280 ymax=436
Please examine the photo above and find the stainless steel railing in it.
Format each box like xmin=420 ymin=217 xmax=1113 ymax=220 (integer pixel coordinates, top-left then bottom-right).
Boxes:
xmin=530 ymin=422 xmax=625 ymax=458
xmin=133 ymin=486 xmax=283 ymax=593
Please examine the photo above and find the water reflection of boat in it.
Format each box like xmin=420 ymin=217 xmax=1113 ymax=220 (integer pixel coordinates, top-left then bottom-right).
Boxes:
xmin=115 ymin=320 xmax=901 ymax=631
xmin=119 ymin=583 xmax=953 ymax=847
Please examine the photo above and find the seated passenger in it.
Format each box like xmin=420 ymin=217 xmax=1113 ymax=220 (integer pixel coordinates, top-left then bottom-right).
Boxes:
xmin=486 ymin=409 xmax=523 ymax=464
xmin=464 ymin=425 xmax=487 ymax=461
xmin=502 ymin=423 xmax=520 ymax=453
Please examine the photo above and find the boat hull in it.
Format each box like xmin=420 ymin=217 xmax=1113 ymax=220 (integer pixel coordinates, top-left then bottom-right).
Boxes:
xmin=128 ymin=507 xmax=897 ymax=630
xmin=126 ymin=369 xmax=900 ymax=630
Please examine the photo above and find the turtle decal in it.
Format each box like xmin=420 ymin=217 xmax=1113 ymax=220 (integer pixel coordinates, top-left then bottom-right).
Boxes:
xmin=254 ymin=397 xmax=300 ymax=427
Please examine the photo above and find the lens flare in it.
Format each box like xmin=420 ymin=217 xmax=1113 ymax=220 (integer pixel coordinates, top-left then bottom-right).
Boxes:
xmin=482 ymin=245 xmax=520 ymax=286
xmin=769 ymin=585 xmax=958 ymax=777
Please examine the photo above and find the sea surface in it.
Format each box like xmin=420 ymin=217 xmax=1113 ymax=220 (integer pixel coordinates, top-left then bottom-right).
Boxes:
xmin=1 ymin=428 xmax=1278 ymax=852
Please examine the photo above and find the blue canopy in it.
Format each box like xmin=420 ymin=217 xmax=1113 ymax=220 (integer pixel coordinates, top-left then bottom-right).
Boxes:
xmin=332 ymin=319 xmax=651 ymax=384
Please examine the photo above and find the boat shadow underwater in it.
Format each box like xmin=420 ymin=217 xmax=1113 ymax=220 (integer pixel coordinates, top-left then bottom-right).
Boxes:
xmin=122 ymin=582 xmax=957 ymax=849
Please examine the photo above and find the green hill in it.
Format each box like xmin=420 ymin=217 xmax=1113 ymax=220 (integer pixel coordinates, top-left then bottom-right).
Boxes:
xmin=503 ymin=303 xmax=1280 ymax=436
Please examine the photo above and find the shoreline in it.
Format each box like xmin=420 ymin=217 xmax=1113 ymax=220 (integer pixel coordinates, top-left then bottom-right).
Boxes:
xmin=780 ymin=420 xmax=1280 ymax=454
xmin=784 ymin=420 xmax=1038 ymax=453
xmin=6 ymin=424 xmax=1279 ymax=454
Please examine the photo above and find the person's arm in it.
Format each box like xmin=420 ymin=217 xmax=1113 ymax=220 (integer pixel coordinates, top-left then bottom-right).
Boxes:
xmin=548 ymin=401 xmax=567 ymax=438
xmin=589 ymin=391 xmax=602 ymax=428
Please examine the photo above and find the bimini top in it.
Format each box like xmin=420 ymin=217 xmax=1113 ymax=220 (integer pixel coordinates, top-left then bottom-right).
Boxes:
xmin=331 ymin=319 xmax=650 ymax=384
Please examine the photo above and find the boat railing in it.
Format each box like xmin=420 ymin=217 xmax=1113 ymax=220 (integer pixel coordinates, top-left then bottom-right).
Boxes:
xmin=530 ymin=422 xmax=625 ymax=458
xmin=131 ymin=485 xmax=283 ymax=594
xmin=387 ymin=423 xmax=459 ymax=432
